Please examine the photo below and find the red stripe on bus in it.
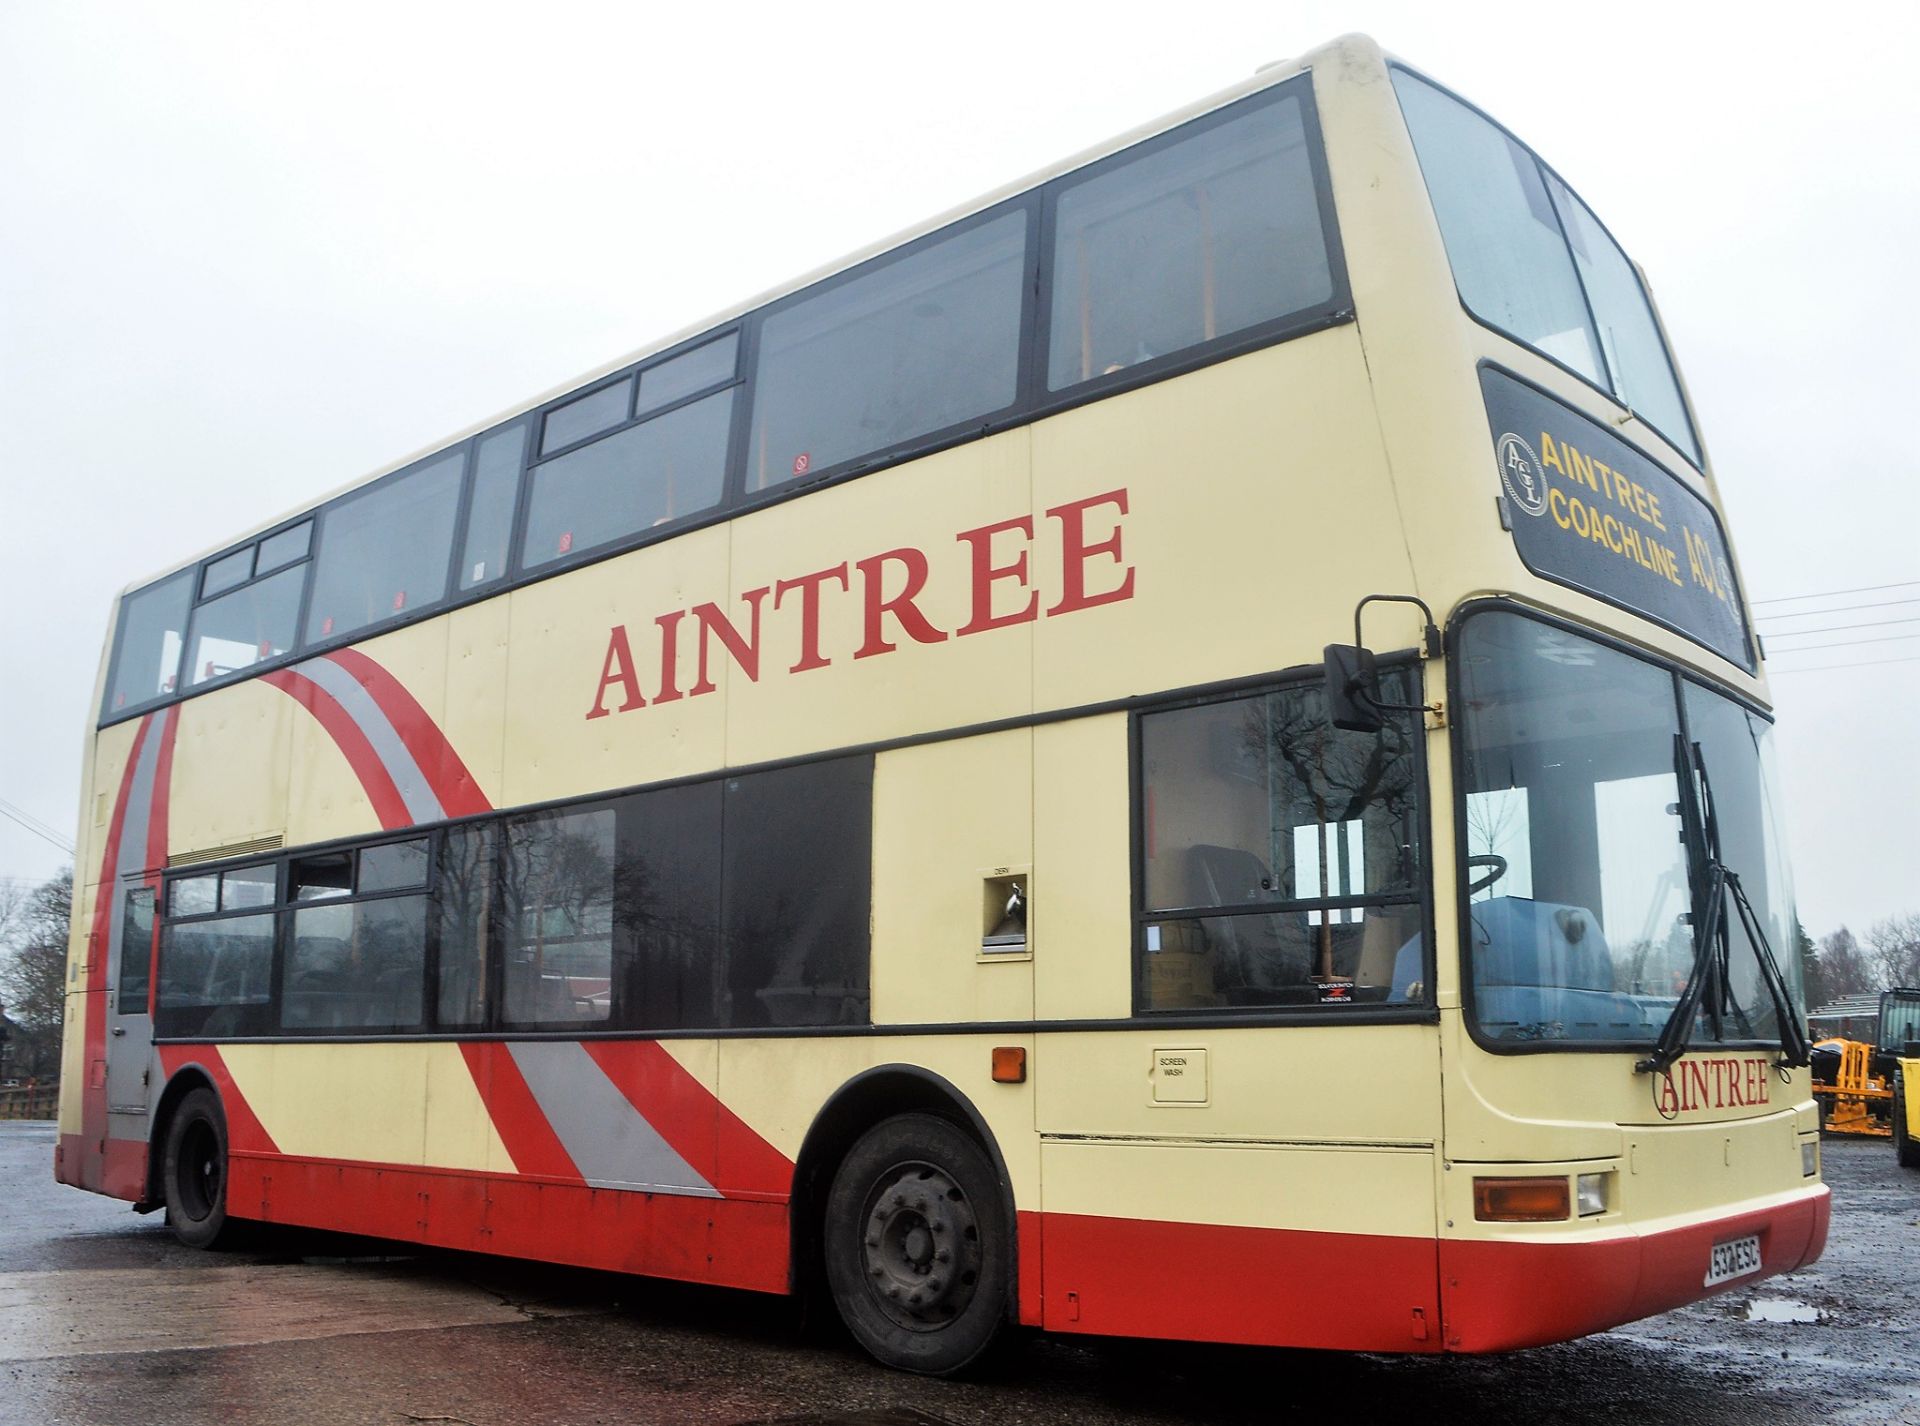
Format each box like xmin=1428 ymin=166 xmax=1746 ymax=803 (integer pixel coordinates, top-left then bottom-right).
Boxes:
xmin=223 ymin=1152 xmax=788 ymax=1293
xmin=260 ymin=667 xmax=414 ymax=829
xmin=66 ymin=716 xmax=155 ymax=1189
xmin=457 ymin=1042 xmax=583 ymax=1182
xmin=1016 ymin=1210 xmax=1043 ymax=1327
xmin=580 ymin=1040 xmax=795 ymax=1199
xmin=1437 ymin=1185 xmax=1830 ymax=1351
xmin=325 ymin=647 xmax=492 ymax=817
xmin=1039 ymin=1211 xmax=1443 ymax=1352
xmin=156 ymin=1044 xmax=281 ymax=1155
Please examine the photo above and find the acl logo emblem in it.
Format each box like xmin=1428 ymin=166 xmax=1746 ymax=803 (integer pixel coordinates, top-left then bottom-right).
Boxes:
xmin=1497 ymin=432 xmax=1548 ymax=517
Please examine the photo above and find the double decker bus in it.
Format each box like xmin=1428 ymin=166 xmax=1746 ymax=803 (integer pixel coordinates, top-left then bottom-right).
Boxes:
xmin=58 ymin=34 xmax=1825 ymax=1373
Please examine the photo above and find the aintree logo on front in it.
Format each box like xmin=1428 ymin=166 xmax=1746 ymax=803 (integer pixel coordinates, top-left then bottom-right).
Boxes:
xmin=1652 ymin=1057 xmax=1774 ymax=1120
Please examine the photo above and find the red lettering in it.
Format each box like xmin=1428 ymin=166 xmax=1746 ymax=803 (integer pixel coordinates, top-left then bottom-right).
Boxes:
xmin=690 ymin=586 xmax=771 ymax=696
xmin=1685 ymin=1060 xmax=1709 ymax=1111
xmin=1047 ymin=489 xmax=1136 ymax=615
xmin=1656 ymin=1072 xmax=1679 ymax=1118
xmin=773 ymin=564 xmax=850 ymax=673
xmin=653 ymin=610 xmax=687 ymax=704
xmin=955 ymin=516 xmax=1038 ymax=636
xmin=854 ymin=548 xmax=948 ymax=659
xmin=586 ymin=625 xmax=645 ymax=719
xmin=1726 ymin=1061 xmax=1745 ymax=1107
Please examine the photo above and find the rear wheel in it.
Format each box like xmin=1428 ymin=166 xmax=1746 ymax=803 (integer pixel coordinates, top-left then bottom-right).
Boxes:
xmin=1896 ymin=1073 xmax=1920 ymax=1169
xmin=163 ymin=1088 xmax=234 ymax=1248
xmin=823 ymin=1113 xmax=1010 ymax=1375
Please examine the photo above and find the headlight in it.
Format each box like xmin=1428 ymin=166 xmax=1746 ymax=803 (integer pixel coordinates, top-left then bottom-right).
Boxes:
xmin=1801 ymin=1140 xmax=1818 ymax=1177
xmin=1576 ymin=1171 xmax=1609 ymax=1217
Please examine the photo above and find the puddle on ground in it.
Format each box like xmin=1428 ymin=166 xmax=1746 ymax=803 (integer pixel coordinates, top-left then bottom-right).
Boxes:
xmin=1746 ymin=1298 xmax=1823 ymax=1323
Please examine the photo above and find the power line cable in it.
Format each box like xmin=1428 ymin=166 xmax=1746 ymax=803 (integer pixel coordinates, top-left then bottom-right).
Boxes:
xmin=1757 ymin=596 xmax=1920 ymax=622
xmin=1753 ymin=579 xmax=1920 ymax=606
xmin=1765 ymin=616 xmax=1920 ymax=640
xmin=0 ymin=796 xmax=69 ymax=843
xmin=1770 ymin=654 xmax=1920 ymax=676
xmin=1766 ymin=632 xmax=1920 ymax=655
xmin=0 ymin=803 xmax=73 ymax=856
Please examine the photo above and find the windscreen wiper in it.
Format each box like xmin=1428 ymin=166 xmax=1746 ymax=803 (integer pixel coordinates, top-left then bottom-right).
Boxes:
xmin=1636 ymin=738 xmax=1812 ymax=1076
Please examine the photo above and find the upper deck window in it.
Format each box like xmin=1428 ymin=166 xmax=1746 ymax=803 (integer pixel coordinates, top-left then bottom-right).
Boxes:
xmin=185 ymin=564 xmax=305 ymax=687
xmin=522 ymin=388 xmax=734 ymax=568
xmin=459 ymin=422 xmax=529 ymax=591
xmin=305 ymin=450 xmax=466 ymax=645
xmin=1392 ymin=70 xmax=1701 ymax=466
xmin=103 ymin=569 xmax=193 ymax=717
xmin=1047 ymin=91 xmax=1334 ymax=391
xmin=748 ymin=211 xmax=1027 ymax=491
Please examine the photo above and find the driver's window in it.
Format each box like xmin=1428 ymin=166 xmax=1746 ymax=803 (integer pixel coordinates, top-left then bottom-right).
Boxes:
xmin=1135 ymin=675 xmax=1424 ymax=1012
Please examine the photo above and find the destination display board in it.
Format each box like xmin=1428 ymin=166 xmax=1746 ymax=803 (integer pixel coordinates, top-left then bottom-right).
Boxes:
xmin=1481 ymin=365 xmax=1753 ymax=671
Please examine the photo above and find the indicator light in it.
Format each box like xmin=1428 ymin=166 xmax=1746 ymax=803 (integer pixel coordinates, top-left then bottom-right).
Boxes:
xmin=991 ymin=1046 xmax=1027 ymax=1083
xmin=1473 ymin=1175 xmax=1570 ymax=1222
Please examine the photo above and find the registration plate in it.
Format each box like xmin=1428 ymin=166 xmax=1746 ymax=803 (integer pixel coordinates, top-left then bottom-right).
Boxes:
xmin=1704 ymin=1234 xmax=1762 ymax=1287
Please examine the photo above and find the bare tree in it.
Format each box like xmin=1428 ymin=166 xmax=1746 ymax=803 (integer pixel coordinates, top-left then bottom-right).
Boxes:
xmin=0 ymin=869 xmax=73 ymax=1080
xmin=1864 ymin=913 xmax=1920 ymax=992
xmin=1815 ymin=926 xmax=1875 ymax=1002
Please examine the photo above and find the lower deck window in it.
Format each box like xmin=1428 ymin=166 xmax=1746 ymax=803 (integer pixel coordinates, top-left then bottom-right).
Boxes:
xmin=285 ymin=895 xmax=429 ymax=1031
xmin=152 ymin=755 xmax=875 ymax=1039
xmin=1136 ymin=674 xmax=1425 ymax=1011
xmin=156 ymin=913 xmax=276 ymax=1038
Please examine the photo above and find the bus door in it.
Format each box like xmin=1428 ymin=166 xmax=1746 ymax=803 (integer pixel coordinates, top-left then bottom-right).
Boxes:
xmin=105 ymin=883 xmax=158 ymax=1123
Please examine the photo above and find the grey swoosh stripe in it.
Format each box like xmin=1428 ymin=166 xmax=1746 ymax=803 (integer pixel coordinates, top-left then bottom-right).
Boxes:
xmin=295 ymin=656 xmax=444 ymax=826
xmin=507 ymin=1042 xmax=720 ymax=1197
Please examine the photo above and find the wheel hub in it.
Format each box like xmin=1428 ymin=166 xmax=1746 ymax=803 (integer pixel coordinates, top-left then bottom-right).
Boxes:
xmin=860 ymin=1162 xmax=982 ymax=1331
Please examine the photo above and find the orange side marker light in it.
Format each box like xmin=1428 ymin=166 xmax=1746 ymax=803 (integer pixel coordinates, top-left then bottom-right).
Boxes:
xmin=1473 ymin=1175 xmax=1571 ymax=1222
xmin=992 ymin=1047 xmax=1027 ymax=1084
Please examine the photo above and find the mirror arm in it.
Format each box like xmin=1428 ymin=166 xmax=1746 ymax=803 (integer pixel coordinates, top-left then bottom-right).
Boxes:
xmin=1354 ymin=593 xmax=1442 ymax=660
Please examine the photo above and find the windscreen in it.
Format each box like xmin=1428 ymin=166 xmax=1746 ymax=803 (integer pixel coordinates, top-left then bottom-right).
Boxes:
xmin=1456 ymin=611 xmax=1802 ymax=1047
xmin=1392 ymin=69 xmax=1700 ymax=466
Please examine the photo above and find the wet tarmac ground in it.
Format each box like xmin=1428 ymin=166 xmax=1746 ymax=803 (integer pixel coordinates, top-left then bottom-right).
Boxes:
xmin=2 ymin=1122 xmax=1915 ymax=1425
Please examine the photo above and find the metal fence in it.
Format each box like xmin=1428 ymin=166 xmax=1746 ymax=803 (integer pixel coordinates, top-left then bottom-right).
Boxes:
xmin=0 ymin=1082 xmax=58 ymax=1120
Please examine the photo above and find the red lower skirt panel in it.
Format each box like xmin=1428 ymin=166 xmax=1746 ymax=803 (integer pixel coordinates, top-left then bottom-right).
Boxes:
xmin=227 ymin=1153 xmax=790 ymax=1295
xmin=56 ymin=1133 xmax=149 ymax=1203
xmin=1039 ymin=1212 xmax=1444 ymax=1352
xmin=1438 ymin=1185 xmax=1831 ymax=1351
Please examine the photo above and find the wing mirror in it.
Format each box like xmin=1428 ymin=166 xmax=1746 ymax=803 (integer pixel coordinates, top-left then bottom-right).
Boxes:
xmin=1323 ymin=594 xmax=1442 ymax=733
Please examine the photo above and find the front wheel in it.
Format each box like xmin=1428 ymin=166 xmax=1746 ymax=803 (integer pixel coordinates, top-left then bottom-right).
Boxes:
xmin=163 ymin=1087 xmax=235 ymax=1248
xmin=823 ymin=1113 xmax=1011 ymax=1375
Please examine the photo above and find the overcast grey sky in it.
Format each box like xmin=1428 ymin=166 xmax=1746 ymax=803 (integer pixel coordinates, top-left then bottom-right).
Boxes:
xmin=2 ymin=1 xmax=1915 ymax=940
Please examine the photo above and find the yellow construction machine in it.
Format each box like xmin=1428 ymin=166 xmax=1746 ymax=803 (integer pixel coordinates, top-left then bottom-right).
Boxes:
xmin=1814 ymin=988 xmax=1920 ymax=1162
xmin=1884 ymin=987 xmax=1920 ymax=1169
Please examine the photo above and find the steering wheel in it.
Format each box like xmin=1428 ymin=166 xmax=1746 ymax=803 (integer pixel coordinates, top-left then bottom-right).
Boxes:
xmin=1465 ymin=853 xmax=1508 ymax=896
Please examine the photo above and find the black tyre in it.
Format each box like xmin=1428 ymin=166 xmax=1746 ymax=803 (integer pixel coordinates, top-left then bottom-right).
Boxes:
xmin=823 ymin=1112 xmax=1010 ymax=1375
xmin=163 ymin=1087 xmax=234 ymax=1248
xmin=1897 ymin=1075 xmax=1920 ymax=1170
